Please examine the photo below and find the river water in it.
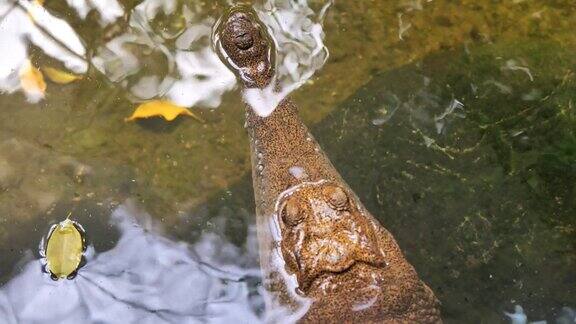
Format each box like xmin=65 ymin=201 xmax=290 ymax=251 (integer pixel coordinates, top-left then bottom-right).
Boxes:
xmin=0 ymin=0 xmax=574 ymax=323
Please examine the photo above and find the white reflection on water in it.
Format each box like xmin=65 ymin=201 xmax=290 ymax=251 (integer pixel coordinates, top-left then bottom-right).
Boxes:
xmin=98 ymin=0 xmax=331 ymax=110
xmin=66 ymin=0 xmax=123 ymax=25
xmin=504 ymin=304 xmax=576 ymax=324
xmin=257 ymin=0 xmax=330 ymax=87
xmin=0 ymin=0 xmax=330 ymax=111
xmin=0 ymin=0 xmax=87 ymax=102
xmin=243 ymin=0 xmax=332 ymax=117
xmin=91 ymin=0 xmax=237 ymax=108
xmin=0 ymin=203 xmax=264 ymax=323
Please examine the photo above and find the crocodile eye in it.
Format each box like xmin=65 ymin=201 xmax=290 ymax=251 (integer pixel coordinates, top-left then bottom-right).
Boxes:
xmin=324 ymin=186 xmax=349 ymax=210
xmin=282 ymin=198 xmax=304 ymax=226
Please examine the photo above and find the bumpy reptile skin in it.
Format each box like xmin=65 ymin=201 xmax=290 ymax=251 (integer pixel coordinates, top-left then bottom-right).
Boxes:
xmin=216 ymin=8 xmax=441 ymax=323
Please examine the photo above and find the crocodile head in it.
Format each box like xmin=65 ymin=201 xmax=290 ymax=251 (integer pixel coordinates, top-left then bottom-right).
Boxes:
xmin=277 ymin=182 xmax=388 ymax=293
xmin=214 ymin=7 xmax=274 ymax=88
xmin=276 ymin=181 xmax=441 ymax=322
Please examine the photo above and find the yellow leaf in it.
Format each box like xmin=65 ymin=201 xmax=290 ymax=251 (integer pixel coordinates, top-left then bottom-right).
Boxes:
xmin=125 ymin=100 xmax=202 ymax=122
xmin=45 ymin=218 xmax=84 ymax=279
xmin=19 ymin=60 xmax=46 ymax=102
xmin=42 ymin=66 xmax=83 ymax=84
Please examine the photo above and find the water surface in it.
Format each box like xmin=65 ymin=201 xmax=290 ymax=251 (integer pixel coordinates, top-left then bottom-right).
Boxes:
xmin=0 ymin=0 xmax=574 ymax=322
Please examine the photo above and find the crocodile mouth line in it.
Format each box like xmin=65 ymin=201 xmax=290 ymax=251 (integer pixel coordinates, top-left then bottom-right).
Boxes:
xmin=297 ymin=259 xmax=385 ymax=294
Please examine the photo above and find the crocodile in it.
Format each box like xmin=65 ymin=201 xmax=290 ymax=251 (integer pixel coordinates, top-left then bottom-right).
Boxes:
xmin=213 ymin=7 xmax=441 ymax=323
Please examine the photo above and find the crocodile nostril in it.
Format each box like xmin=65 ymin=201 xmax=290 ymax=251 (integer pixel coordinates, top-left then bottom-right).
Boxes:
xmin=234 ymin=31 xmax=254 ymax=50
xmin=230 ymin=12 xmax=249 ymax=21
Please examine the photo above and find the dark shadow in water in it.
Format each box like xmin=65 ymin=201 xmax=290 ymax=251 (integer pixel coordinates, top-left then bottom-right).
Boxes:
xmin=133 ymin=117 xmax=187 ymax=134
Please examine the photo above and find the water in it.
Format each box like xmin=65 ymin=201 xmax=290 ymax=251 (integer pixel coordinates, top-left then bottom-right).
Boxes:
xmin=0 ymin=0 xmax=575 ymax=323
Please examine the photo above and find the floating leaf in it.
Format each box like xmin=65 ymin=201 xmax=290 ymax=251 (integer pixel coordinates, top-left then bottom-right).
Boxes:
xmin=45 ymin=218 xmax=84 ymax=279
xmin=19 ymin=60 xmax=46 ymax=103
xmin=42 ymin=66 xmax=83 ymax=84
xmin=125 ymin=100 xmax=202 ymax=122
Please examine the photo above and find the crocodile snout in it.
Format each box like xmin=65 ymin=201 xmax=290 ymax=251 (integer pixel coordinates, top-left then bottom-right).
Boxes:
xmin=215 ymin=7 xmax=273 ymax=87
xmin=226 ymin=12 xmax=255 ymax=50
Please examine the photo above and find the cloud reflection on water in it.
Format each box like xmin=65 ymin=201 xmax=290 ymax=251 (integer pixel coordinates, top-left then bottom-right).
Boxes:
xmin=0 ymin=202 xmax=263 ymax=323
xmin=0 ymin=0 xmax=331 ymax=111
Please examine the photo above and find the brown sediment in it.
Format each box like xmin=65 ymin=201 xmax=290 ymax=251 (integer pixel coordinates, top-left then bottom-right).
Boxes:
xmin=214 ymin=7 xmax=441 ymax=323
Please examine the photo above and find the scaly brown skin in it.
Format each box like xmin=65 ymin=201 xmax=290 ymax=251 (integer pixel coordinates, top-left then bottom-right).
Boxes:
xmin=215 ymin=8 xmax=441 ymax=323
